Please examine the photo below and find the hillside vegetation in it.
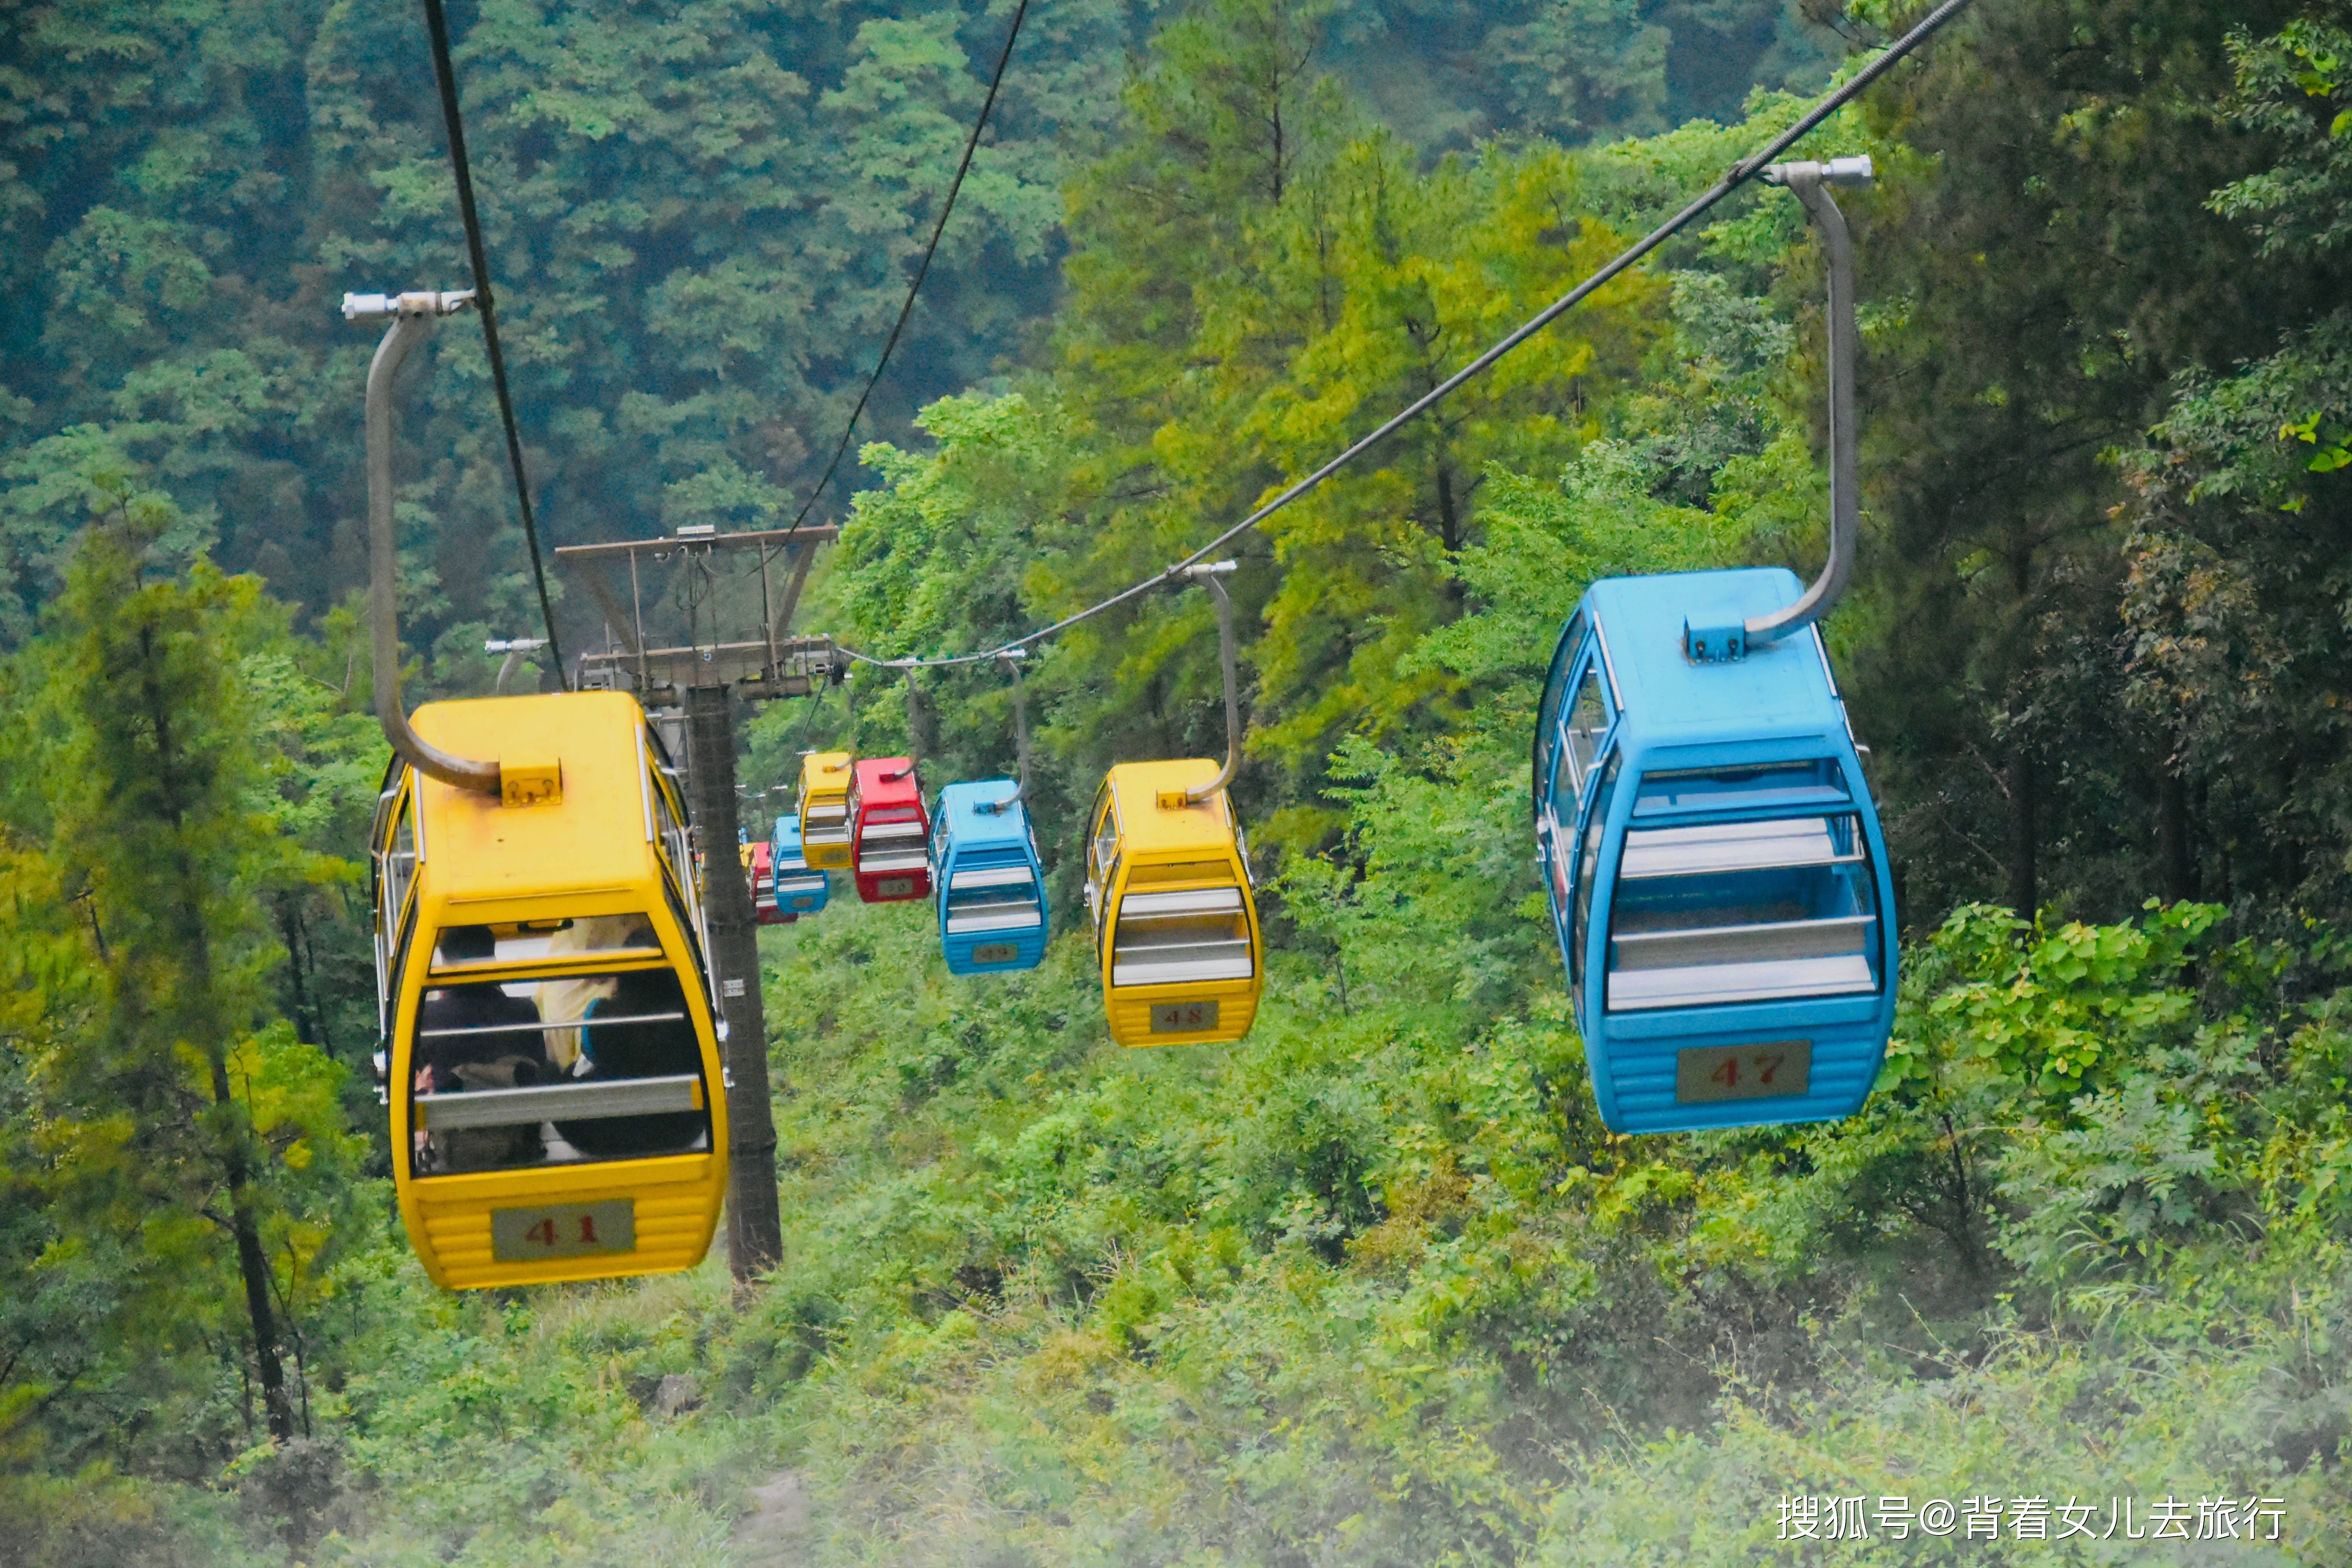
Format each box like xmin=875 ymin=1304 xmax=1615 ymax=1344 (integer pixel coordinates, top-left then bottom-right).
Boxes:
xmin=8 ymin=0 xmax=2352 ymax=1563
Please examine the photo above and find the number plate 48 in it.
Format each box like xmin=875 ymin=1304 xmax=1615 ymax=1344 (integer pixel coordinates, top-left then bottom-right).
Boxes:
xmin=1673 ymin=1040 xmax=1812 ymax=1104
xmin=491 ymin=1199 xmax=635 ymax=1261
xmin=1149 ymin=1000 xmax=1220 ymax=1034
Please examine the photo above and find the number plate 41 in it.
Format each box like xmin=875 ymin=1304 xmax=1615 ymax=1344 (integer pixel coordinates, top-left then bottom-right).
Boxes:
xmin=492 ymin=1199 xmax=635 ymax=1261
xmin=1673 ymin=1040 xmax=1812 ymax=1104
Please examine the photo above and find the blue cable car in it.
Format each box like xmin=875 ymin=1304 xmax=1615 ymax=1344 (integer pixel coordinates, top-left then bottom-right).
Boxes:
xmin=1533 ymin=155 xmax=1896 ymax=1135
xmin=932 ymin=781 xmax=1049 ymax=975
xmin=1535 ymin=571 xmax=1895 ymax=1132
xmin=928 ymin=651 xmax=1049 ymax=976
xmin=770 ymin=813 xmax=831 ymax=918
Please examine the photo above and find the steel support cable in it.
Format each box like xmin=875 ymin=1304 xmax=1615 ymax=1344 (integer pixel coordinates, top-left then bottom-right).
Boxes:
xmin=421 ymin=0 xmax=566 ymax=683
xmin=780 ymin=0 xmax=1033 ymax=543
xmin=839 ymin=0 xmax=1977 ymax=671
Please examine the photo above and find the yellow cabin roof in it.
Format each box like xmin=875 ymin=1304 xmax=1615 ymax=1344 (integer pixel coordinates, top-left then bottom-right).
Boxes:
xmin=1104 ymin=759 xmax=1237 ymax=857
xmin=801 ymin=750 xmax=853 ymax=798
xmin=412 ymin=691 xmax=661 ymax=905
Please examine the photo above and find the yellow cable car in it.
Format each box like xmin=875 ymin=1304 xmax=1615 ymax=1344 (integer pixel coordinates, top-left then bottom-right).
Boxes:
xmin=799 ymin=750 xmax=855 ymax=869
xmin=373 ymin=691 xmax=729 ymax=1289
xmin=1082 ymin=562 xmax=1264 ymax=1047
xmin=1085 ymin=759 xmax=1263 ymax=1045
xmin=347 ymin=289 xmax=727 ymax=1289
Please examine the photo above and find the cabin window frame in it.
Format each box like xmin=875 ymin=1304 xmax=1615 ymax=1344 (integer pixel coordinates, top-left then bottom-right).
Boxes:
xmin=1561 ymin=659 xmax=1610 ymax=797
xmin=1599 ymin=757 xmax=1886 ymax=1015
xmin=1086 ymin=786 xmax=1120 ymax=927
xmin=1532 ymin=611 xmax=1586 ymax=818
xmin=644 ymin=758 xmax=710 ymax=980
xmin=1109 ymin=882 xmax=1255 ymax=988
xmin=382 ymin=895 xmax=419 ymax=1054
xmin=372 ymin=777 xmax=420 ymax=1038
xmin=404 ymin=953 xmax=711 ymax=1180
xmin=1568 ymin=749 xmax=1621 ymax=1001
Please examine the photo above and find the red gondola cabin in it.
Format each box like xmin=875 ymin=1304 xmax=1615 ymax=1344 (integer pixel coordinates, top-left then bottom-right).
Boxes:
xmin=744 ymin=838 xmax=793 ymax=926
xmin=850 ymin=757 xmax=931 ymax=902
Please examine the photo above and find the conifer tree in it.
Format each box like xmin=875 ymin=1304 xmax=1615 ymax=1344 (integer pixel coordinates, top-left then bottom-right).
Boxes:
xmin=45 ymin=496 xmax=305 ymax=1441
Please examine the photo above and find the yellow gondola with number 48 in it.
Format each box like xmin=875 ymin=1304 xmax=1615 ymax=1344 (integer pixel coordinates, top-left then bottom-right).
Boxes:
xmin=1082 ymin=564 xmax=1265 ymax=1047
xmin=1085 ymin=759 xmax=1263 ymax=1045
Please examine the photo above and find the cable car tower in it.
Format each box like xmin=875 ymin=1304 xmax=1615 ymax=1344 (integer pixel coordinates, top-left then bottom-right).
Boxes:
xmin=552 ymin=523 xmax=849 ymax=1274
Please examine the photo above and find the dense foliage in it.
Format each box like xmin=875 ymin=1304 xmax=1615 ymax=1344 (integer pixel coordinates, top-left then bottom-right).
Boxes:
xmin=9 ymin=0 xmax=2352 ymax=1563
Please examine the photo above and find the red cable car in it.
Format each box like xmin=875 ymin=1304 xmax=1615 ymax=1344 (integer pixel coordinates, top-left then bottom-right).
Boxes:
xmin=849 ymin=756 xmax=931 ymax=903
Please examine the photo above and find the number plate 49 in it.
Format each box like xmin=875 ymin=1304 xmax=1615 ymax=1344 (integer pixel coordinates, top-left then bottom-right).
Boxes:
xmin=1673 ymin=1040 xmax=1812 ymax=1103
xmin=492 ymin=1199 xmax=635 ymax=1261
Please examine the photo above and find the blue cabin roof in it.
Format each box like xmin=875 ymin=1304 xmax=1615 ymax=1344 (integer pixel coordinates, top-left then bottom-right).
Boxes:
xmin=936 ymin=779 xmax=1029 ymax=849
xmin=1583 ymin=568 xmax=1845 ymax=752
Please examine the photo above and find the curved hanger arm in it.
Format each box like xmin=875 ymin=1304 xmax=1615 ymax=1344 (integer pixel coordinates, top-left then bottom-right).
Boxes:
xmin=979 ymin=650 xmax=1031 ymax=813
xmin=356 ymin=290 xmax=502 ymax=793
xmin=1743 ymin=157 xmax=1868 ymax=651
xmin=1182 ymin=562 xmax=1242 ymax=806
xmin=487 ymin=636 xmax=546 ymax=696
xmin=888 ymin=665 xmax=920 ymax=781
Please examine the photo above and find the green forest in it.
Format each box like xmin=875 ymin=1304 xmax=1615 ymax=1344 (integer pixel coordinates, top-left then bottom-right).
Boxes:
xmin=8 ymin=0 xmax=2352 ymax=1561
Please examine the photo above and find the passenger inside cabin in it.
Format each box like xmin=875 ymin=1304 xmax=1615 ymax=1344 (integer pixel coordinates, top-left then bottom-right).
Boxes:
xmin=534 ymin=915 xmax=646 ymax=1070
xmin=416 ymin=925 xmax=548 ymax=1091
xmin=415 ymin=924 xmax=549 ymax=1172
xmin=556 ymin=965 xmax=706 ymax=1159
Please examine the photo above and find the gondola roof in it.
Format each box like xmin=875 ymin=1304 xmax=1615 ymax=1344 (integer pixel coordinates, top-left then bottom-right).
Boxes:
xmin=411 ymin=691 xmax=662 ymax=904
xmin=1102 ymin=759 xmax=1234 ymax=852
xmin=937 ymin=779 xmax=1028 ymax=844
xmin=1583 ymin=568 xmax=1842 ymax=746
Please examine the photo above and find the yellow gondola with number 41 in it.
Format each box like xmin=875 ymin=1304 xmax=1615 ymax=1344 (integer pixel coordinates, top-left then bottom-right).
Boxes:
xmin=373 ymin=692 xmax=730 ymax=1289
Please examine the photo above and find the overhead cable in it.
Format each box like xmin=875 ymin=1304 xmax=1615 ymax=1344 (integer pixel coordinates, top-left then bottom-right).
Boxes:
xmin=841 ymin=0 xmax=1978 ymax=670
xmin=781 ymin=0 xmax=1033 ymax=541
xmin=420 ymin=0 xmax=566 ymax=682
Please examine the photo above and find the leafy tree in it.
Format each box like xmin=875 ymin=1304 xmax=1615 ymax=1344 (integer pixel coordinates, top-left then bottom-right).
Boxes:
xmin=1850 ymin=0 xmax=2330 ymax=923
xmin=2109 ymin=17 xmax=2352 ymax=920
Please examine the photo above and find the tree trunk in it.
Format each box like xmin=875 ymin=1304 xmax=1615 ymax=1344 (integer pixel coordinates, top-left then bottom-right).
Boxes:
xmin=2157 ymin=759 xmax=2196 ymax=903
xmin=2007 ymin=744 xmax=2038 ymax=923
xmin=211 ymin=1051 xmax=297 ymax=1443
xmin=1433 ymin=457 xmax=1461 ymax=555
xmin=138 ymin=631 xmax=295 ymax=1442
xmin=274 ymin=898 xmax=325 ymax=1051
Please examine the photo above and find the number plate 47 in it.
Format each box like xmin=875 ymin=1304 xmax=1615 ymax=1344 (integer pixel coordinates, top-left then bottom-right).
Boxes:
xmin=491 ymin=1199 xmax=635 ymax=1261
xmin=1673 ymin=1040 xmax=1813 ymax=1104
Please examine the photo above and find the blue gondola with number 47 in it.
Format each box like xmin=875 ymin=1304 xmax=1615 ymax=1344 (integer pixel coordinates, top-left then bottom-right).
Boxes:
xmin=1532 ymin=156 xmax=1899 ymax=1134
xmin=1534 ymin=570 xmax=1896 ymax=1133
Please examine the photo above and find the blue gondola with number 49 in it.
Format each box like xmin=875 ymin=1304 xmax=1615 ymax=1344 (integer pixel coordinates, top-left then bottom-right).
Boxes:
xmin=933 ymin=781 xmax=1049 ymax=975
